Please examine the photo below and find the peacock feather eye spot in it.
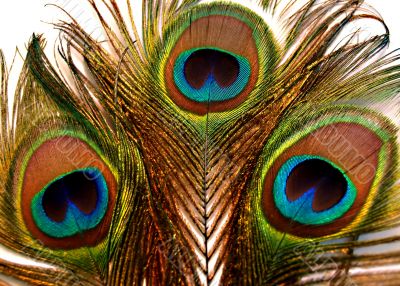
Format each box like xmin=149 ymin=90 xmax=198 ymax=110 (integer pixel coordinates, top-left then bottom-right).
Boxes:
xmin=174 ymin=48 xmax=250 ymax=103
xmin=162 ymin=9 xmax=276 ymax=114
xmin=41 ymin=170 xmax=101 ymax=222
xmin=20 ymin=136 xmax=117 ymax=249
xmin=285 ymin=159 xmax=347 ymax=212
xmin=262 ymin=120 xmax=394 ymax=237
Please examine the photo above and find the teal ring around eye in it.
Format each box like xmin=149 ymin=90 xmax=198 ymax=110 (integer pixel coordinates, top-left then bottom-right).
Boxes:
xmin=273 ymin=155 xmax=357 ymax=225
xmin=31 ymin=167 xmax=109 ymax=238
xmin=173 ymin=47 xmax=251 ymax=103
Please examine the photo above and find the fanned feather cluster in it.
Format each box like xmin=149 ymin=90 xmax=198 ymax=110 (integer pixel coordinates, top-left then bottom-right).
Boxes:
xmin=0 ymin=0 xmax=400 ymax=285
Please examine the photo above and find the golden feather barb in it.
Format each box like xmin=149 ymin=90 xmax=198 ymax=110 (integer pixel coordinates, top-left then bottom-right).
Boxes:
xmin=0 ymin=0 xmax=400 ymax=285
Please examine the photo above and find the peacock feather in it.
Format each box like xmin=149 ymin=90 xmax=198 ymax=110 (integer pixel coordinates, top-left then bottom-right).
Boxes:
xmin=0 ymin=0 xmax=400 ymax=285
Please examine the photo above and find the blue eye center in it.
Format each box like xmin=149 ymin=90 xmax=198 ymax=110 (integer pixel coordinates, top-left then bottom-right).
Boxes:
xmin=184 ymin=49 xmax=240 ymax=89
xmin=42 ymin=170 xmax=100 ymax=222
xmin=273 ymin=156 xmax=357 ymax=225
xmin=174 ymin=47 xmax=251 ymax=103
xmin=286 ymin=159 xmax=347 ymax=212
xmin=31 ymin=168 xmax=109 ymax=238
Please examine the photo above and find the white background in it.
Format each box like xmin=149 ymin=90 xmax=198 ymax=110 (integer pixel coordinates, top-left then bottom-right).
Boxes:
xmin=0 ymin=0 xmax=397 ymax=102
xmin=0 ymin=0 xmax=399 ymax=92
xmin=0 ymin=1 xmax=399 ymax=62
